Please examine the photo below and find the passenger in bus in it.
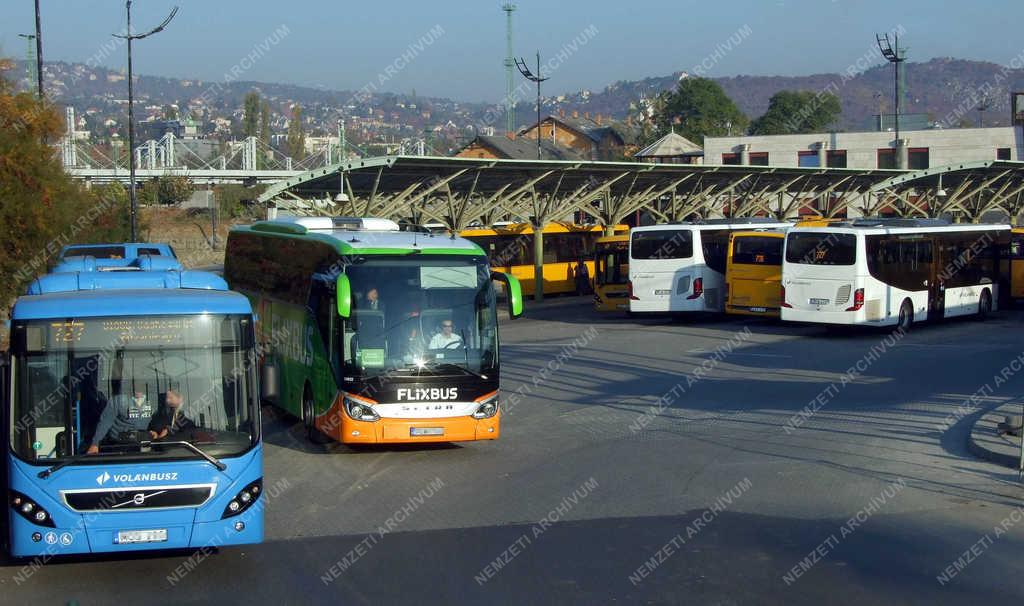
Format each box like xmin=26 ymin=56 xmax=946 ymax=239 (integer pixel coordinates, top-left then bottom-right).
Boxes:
xmin=362 ymin=286 xmax=384 ymax=312
xmin=428 ymin=319 xmax=463 ymax=349
xmin=148 ymin=389 xmax=195 ymax=439
xmin=574 ymin=258 xmax=591 ymax=295
xmin=86 ymin=389 xmax=156 ymax=454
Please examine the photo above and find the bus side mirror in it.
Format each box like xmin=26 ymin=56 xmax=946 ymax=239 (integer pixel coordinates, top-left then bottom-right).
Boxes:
xmin=491 ymin=271 xmax=523 ymax=319
xmin=336 ymin=274 xmax=352 ymax=319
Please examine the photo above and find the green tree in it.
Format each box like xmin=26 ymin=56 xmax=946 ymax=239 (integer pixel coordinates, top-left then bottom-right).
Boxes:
xmin=139 ymin=176 xmax=193 ymax=205
xmin=259 ymin=100 xmax=270 ymax=142
xmin=653 ymin=77 xmax=748 ymax=145
xmin=286 ymin=105 xmax=306 ymax=159
xmin=242 ymin=91 xmax=260 ymax=138
xmin=214 ymin=183 xmax=267 ymax=218
xmin=0 ymin=59 xmax=132 ymax=309
xmin=259 ymin=100 xmax=271 ymax=169
xmin=749 ymin=90 xmax=842 ymax=135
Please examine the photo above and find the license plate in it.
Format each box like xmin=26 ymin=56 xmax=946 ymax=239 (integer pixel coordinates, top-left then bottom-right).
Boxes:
xmin=654 ymin=289 xmax=671 ymax=295
xmin=410 ymin=427 xmax=444 ymax=436
xmin=116 ymin=529 xmax=167 ymax=544
xmin=750 ymin=307 xmax=767 ymax=313
xmin=809 ymin=298 xmax=830 ymax=306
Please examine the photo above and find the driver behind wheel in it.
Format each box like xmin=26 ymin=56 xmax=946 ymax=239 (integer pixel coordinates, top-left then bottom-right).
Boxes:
xmin=428 ymin=319 xmax=463 ymax=349
xmin=147 ymin=388 xmax=196 ymax=440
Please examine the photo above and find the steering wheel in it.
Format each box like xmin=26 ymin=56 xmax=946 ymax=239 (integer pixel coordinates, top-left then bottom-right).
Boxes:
xmin=443 ymin=339 xmax=464 ymax=350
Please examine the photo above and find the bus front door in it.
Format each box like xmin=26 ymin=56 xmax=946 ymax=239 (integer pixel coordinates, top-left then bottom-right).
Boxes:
xmin=928 ymin=243 xmax=945 ymax=321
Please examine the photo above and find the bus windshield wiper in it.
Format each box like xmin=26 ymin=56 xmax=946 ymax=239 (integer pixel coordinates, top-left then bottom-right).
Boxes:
xmin=38 ymin=452 xmax=94 ymax=479
xmin=423 ymin=361 xmax=485 ymax=380
xmin=147 ymin=440 xmax=228 ymax=472
xmin=39 ymin=440 xmax=228 ymax=479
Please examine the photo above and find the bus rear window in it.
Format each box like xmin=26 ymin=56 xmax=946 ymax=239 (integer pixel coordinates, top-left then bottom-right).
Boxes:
xmin=631 ymin=230 xmax=693 ymax=260
xmin=63 ymin=246 xmax=126 ymax=259
xmin=785 ymin=232 xmax=857 ymax=266
xmin=732 ymin=236 xmax=783 ymax=265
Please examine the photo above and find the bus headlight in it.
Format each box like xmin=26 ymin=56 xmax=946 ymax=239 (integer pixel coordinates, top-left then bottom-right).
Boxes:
xmin=473 ymin=393 xmax=499 ymax=419
xmin=222 ymin=478 xmax=263 ymax=519
xmin=10 ymin=491 xmax=55 ymax=528
xmin=344 ymin=394 xmax=380 ymax=422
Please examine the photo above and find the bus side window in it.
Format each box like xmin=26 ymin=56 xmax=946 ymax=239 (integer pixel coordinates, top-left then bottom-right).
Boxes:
xmin=309 ymin=278 xmax=342 ymax=376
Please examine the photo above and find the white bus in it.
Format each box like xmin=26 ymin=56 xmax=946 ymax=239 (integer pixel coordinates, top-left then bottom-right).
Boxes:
xmin=781 ymin=219 xmax=1011 ymax=329
xmin=628 ymin=219 xmax=790 ymax=313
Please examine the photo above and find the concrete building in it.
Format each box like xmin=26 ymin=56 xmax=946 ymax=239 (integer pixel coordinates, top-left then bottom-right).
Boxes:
xmin=704 ymin=126 xmax=1023 ymax=170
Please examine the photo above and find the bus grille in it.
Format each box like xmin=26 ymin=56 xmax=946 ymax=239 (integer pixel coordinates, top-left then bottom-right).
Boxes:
xmin=835 ymin=284 xmax=852 ymax=306
xmin=62 ymin=485 xmax=215 ymax=512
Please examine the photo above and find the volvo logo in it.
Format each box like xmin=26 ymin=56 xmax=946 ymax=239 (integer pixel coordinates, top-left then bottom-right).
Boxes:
xmin=133 ymin=493 xmax=146 ymax=506
xmin=96 ymin=471 xmax=111 ymax=486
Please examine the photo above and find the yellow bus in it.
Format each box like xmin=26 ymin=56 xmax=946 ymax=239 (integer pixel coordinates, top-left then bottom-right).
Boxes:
xmin=725 ymin=230 xmax=786 ymax=317
xmin=1012 ymin=227 xmax=1024 ymax=300
xmin=461 ymin=223 xmax=628 ymax=297
xmin=794 ymin=216 xmax=845 ymax=228
xmin=593 ymin=234 xmax=629 ymax=311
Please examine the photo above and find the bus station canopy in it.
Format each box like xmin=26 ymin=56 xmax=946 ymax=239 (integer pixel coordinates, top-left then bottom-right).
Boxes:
xmin=259 ymin=155 xmax=1024 ymax=229
xmin=870 ymin=160 xmax=1024 ymax=221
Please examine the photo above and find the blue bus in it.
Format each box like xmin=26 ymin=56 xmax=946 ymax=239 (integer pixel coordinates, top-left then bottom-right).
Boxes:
xmin=53 ymin=243 xmax=180 ymax=274
xmin=3 ymin=266 xmax=263 ymax=557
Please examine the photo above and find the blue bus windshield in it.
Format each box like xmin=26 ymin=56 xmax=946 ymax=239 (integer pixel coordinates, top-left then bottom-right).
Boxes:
xmin=9 ymin=314 xmax=257 ymax=463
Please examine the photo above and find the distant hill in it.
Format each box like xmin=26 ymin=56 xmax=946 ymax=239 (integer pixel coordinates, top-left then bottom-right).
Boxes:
xmin=9 ymin=56 xmax=1024 ymax=145
xmin=552 ymin=58 xmax=1024 ymax=131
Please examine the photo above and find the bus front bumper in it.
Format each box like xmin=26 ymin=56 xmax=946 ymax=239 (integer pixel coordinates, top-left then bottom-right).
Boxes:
xmin=8 ymin=509 xmax=262 ymax=557
xmin=317 ymin=399 xmax=500 ymax=444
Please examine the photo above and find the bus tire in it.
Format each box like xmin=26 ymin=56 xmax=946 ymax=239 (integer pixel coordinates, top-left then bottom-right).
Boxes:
xmin=897 ymin=299 xmax=914 ymax=332
xmin=303 ymin=384 xmax=330 ymax=444
xmin=978 ymin=289 xmax=992 ymax=321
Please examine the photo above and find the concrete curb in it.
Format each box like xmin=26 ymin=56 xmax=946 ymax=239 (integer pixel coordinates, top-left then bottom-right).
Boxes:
xmin=968 ymin=402 xmax=1023 ymax=469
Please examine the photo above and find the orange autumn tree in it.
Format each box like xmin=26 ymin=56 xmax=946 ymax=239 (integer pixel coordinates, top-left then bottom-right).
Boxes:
xmin=0 ymin=59 xmax=131 ymax=309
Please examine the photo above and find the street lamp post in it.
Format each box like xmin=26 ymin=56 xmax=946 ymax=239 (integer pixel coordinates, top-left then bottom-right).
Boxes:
xmin=515 ymin=52 xmax=549 ymax=160
xmin=114 ymin=1 xmax=179 ymax=242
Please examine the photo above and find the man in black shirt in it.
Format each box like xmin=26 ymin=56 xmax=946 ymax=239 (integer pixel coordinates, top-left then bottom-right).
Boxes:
xmin=148 ymin=389 xmax=195 ymax=439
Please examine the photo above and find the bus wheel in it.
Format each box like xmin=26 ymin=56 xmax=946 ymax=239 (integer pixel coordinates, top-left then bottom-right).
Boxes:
xmin=978 ymin=290 xmax=992 ymax=321
xmin=303 ymin=384 xmax=330 ymax=444
xmin=897 ymin=300 xmax=914 ymax=332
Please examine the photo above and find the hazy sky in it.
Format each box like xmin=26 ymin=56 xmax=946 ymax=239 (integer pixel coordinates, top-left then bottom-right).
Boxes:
xmin=2 ymin=1 xmax=1022 ymax=102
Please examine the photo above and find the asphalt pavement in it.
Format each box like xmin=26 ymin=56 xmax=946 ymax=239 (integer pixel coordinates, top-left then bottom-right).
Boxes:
xmin=4 ymin=298 xmax=1024 ymax=605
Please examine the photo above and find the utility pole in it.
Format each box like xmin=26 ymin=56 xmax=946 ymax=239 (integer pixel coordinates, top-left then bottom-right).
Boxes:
xmin=515 ymin=52 xmax=549 ymax=160
xmin=114 ymin=1 xmax=179 ymax=242
xmin=34 ymin=0 xmax=44 ymax=99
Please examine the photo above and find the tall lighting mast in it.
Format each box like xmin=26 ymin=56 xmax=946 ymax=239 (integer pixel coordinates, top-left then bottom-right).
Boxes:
xmin=502 ymin=2 xmax=516 ymax=137
xmin=876 ymin=32 xmax=906 ymax=143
